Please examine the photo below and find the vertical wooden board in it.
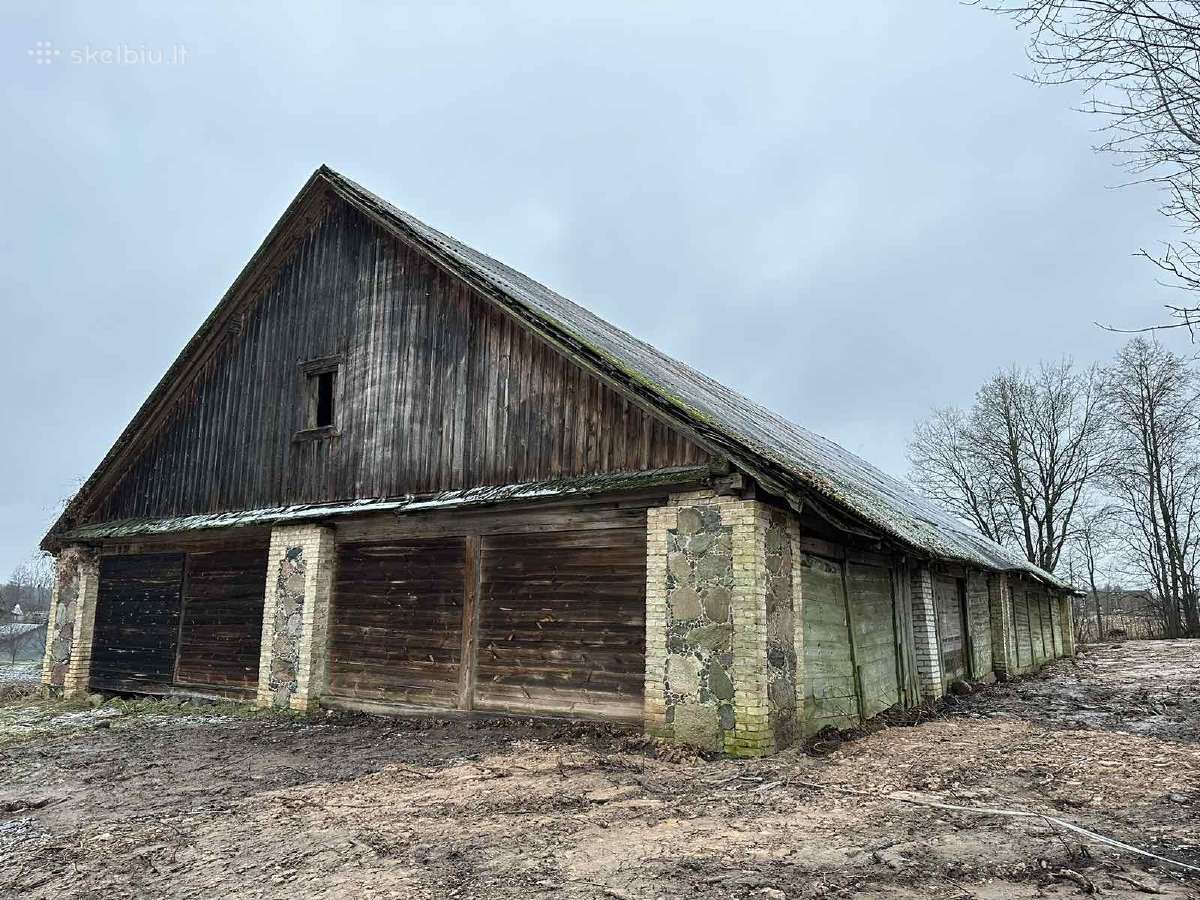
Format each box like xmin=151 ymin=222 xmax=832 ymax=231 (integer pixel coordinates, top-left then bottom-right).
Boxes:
xmin=1050 ymin=601 xmax=1063 ymax=657
xmin=1029 ymin=591 xmax=1047 ymax=663
xmin=86 ymin=201 xmax=710 ymax=528
xmin=845 ymin=561 xmax=899 ymax=718
xmin=801 ymin=553 xmax=859 ymax=733
xmin=1014 ymin=590 xmax=1032 ymax=670
xmin=175 ymin=548 xmax=268 ymax=695
xmin=1038 ymin=594 xmax=1055 ymax=662
xmin=91 ymin=554 xmax=184 ymax=693
xmin=967 ymin=576 xmax=993 ymax=679
xmin=933 ymin=575 xmax=966 ymax=683
xmin=474 ymin=524 xmax=646 ymax=722
xmin=327 ymin=538 xmax=466 ymax=707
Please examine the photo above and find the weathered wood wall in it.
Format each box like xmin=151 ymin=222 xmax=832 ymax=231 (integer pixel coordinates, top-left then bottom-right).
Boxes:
xmin=324 ymin=501 xmax=648 ymax=722
xmin=934 ymin=575 xmax=966 ymax=683
xmin=845 ymin=561 xmax=899 ymax=719
xmin=175 ymin=548 xmax=267 ymax=695
xmin=966 ymin=573 xmax=993 ymax=679
xmin=474 ymin=526 xmax=646 ymax=721
xmin=328 ymin=538 xmax=466 ymax=707
xmin=85 ymin=201 xmax=707 ymax=526
xmin=91 ymin=554 xmax=184 ymax=693
xmin=801 ymin=552 xmax=859 ymax=732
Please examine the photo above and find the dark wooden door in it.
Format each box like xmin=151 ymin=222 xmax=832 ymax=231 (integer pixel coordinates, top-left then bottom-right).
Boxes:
xmin=474 ymin=526 xmax=646 ymax=722
xmin=175 ymin=548 xmax=267 ymax=696
xmin=327 ymin=538 xmax=466 ymax=707
xmin=91 ymin=553 xmax=185 ymax=693
xmin=933 ymin=575 xmax=967 ymax=684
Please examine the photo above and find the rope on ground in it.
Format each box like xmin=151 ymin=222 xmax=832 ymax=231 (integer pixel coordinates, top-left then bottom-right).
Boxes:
xmin=790 ymin=779 xmax=1200 ymax=876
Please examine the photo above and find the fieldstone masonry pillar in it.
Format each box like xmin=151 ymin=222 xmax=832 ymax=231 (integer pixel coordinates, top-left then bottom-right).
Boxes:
xmin=909 ymin=564 xmax=943 ymax=701
xmin=40 ymin=545 xmax=100 ymax=699
xmin=645 ymin=491 xmax=801 ymax=757
xmin=256 ymin=524 xmax=335 ymax=712
xmin=988 ymin=574 xmax=1016 ymax=679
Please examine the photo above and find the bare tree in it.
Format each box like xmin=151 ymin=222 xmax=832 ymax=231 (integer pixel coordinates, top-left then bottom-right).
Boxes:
xmin=1060 ymin=502 xmax=1122 ymax=640
xmin=1103 ymin=338 xmax=1200 ymax=635
xmin=984 ymin=1 xmax=1200 ymax=334
xmin=910 ymin=360 xmax=1106 ymax=573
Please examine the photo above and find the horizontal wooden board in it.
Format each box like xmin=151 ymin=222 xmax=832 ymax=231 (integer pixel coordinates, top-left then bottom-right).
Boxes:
xmin=327 ymin=538 xmax=466 ymax=707
xmin=473 ymin=526 xmax=646 ymax=721
xmin=175 ymin=548 xmax=267 ymax=694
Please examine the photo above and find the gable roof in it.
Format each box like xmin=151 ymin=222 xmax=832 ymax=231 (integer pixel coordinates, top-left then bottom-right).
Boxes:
xmin=44 ymin=165 xmax=1070 ymax=591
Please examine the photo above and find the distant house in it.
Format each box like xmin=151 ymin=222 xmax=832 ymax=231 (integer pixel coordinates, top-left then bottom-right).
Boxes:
xmin=40 ymin=167 xmax=1075 ymax=755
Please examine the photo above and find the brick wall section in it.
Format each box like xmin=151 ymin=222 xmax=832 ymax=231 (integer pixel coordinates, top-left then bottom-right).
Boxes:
xmin=987 ymin=574 xmax=1015 ymax=679
xmin=909 ymin=564 xmax=943 ymax=701
xmin=644 ymin=491 xmax=792 ymax=757
xmin=59 ymin=549 xmax=100 ymax=699
xmin=256 ymin=524 xmax=335 ymax=712
xmin=966 ymin=573 xmax=993 ymax=680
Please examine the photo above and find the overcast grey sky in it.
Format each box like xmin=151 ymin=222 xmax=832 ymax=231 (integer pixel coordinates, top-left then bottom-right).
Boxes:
xmin=0 ymin=2 xmax=1186 ymax=576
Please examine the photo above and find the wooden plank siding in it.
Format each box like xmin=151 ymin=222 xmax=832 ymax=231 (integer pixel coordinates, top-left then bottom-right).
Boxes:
xmin=1014 ymin=590 xmax=1033 ymax=671
xmin=174 ymin=548 xmax=267 ymax=695
xmin=323 ymin=503 xmax=647 ymax=722
xmin=844 ymin=561 xmax=899 ymax=719
xmin=473 ymin=526 xmax=647 ymax=722
xmin=84 ymin=202 xmax=707 ymax=526
xmin=934 ymin=575 xmax=967 ymax=684
xmin=801 ymin=553 xmax=859 ymax=732
xmin=91 ymin=554 xmax=185 ymax=693
xmin=328 ymin=539 xmax=467 ymax=706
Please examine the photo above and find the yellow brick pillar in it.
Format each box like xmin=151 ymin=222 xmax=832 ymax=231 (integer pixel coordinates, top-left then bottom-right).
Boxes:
xmin=40 ymin=546 xmax=101 ymax=700
xmin=644 ymin=491 xmax=799 ymax=757
xmin=256 ymin=524 xmax=336 ymax=712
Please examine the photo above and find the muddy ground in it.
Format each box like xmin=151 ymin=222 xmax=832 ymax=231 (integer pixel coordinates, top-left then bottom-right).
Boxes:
xmin=1 ymin=640 xmax=1198 ymax=900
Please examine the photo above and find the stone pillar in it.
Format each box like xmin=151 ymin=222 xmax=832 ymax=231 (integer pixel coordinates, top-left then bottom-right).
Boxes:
xmin=40 ymin=546 xmax=100 ymax=699
xmin=256 ymin=524 xmax=335 ymax=712
xmin=987 ymin=574 xmax=1016 ymax=680
xmin=909 ymin=564 xmax=943 ymax=701
xmin=644 ymin=491 xmax=798 ymax=757
xmin=1058 ymin=594 xmax=1076 ymax=656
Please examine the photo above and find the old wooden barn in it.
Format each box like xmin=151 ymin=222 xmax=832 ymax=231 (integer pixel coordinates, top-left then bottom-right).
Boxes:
xmin=40 ymin=166 xmax=1075 ymax=755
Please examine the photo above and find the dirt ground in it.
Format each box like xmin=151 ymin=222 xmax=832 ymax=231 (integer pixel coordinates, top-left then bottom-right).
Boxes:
xmin=1 ymin=641 xmax=1198 ymax=900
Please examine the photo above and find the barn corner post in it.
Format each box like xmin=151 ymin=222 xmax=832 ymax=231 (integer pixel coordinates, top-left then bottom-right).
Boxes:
xmin=39 ymin=546 xmax=101 ymax=700
xmin=908 ymin=563 xmax=944 ymax=702
xmin=644 ymin=490 xmax=800 ymax=758
xmin=256 ymin=524 xmax=335 ymax=713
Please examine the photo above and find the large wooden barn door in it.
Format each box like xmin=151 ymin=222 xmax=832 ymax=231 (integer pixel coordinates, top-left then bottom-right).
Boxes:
xmin=933 ymin=575 xmax=967 ymax=684
xmin=473 ymin=526 xmax=646 ymax=722
xmin=845 ymin=561 xmax=899 ymax=718
xmin=91 ymin=554 xmax=185 ymax=693
xmin=800 ymin=553 xmax=858 ymax=732
xmin=327 ymin=538 xmax=467 ymax=706
xmin=174 ymin=548 xmax=267 ymax=696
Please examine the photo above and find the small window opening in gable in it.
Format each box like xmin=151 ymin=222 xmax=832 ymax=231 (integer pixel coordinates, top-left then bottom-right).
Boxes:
xmin=314 ymin=370 xmax=335 ymax=428
xmin=297 ymin=356 xmax=341 ymax=439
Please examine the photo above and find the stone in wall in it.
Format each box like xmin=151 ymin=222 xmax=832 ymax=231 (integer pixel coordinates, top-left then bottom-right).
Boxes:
xmin=267 ymin=546 xmax=306 ymax=708
xmin=764 ymin=511 xmax=798 ymax=749
xmin=46 ymin=553 xmax=82 ymax=688
xmin=663 ymin=504 xmax=734 ymax=751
